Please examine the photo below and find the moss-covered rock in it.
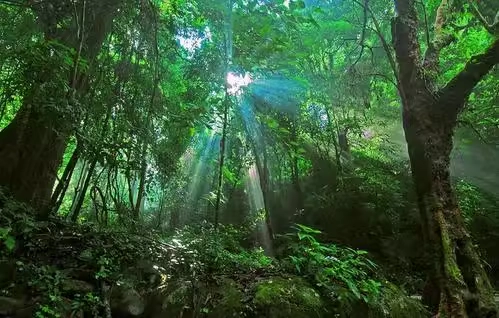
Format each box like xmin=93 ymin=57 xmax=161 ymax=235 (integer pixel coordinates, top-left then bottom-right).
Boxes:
xmin=208 ymin=278 xmax=244 ymax=317
xmin=147 ymin=278 xmax=245 ymax=317
xmin=253 ymin=276 xmax=324 ymax=317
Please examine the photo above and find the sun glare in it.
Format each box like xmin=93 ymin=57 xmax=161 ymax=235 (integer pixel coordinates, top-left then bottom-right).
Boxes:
xmin=176 ymin=27 xmax=212 ymax=57
xmin=227 ymin=72 xmax=252 ymax=95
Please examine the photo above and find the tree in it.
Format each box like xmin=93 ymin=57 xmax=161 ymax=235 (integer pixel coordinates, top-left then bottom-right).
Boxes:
xmin=392 ymin=0 xmax=499 ymax=316
xmin=0 ymin=0 xmax=123 ymax=217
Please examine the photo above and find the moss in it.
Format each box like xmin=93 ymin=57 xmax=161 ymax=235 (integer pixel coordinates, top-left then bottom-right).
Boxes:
xmin=437 ymin=212 xmax=462 ymax=281
xmin=208 ymin=278 xmax=244 ymax=317
xmin=253 ymin=276 xmax=323 ymax=317
xmin=163 ymin=281 xmax=191 ymax=314
xmin=367 ymin=282 xmax=428 ymax=318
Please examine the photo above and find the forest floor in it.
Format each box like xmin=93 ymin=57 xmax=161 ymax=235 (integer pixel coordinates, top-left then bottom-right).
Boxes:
xmin=0 ymin=210 xmax=430 ymax=318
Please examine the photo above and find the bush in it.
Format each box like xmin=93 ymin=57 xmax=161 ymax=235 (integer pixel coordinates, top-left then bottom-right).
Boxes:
xmin=167 ymin=223 xmax=274 ymax=275
xmin=281 ymin=224 xmax=381 ymax=309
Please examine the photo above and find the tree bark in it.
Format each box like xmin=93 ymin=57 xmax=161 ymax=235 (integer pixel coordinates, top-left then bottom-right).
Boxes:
xmin=252 ymin=141 xmax=275 ymax=253
xmin=134 ymin=157 xmax=146 ymax=221
xmin=0 ymin=104 xmax=70 ymax=215
xmin=403 ymin=92 xmax=496 ymax=317
xmin=50 ymin=143 xmax=81 ymax=215
xmin=70 ymin=157 xmax=97 ymax=222
xmin=392 ymin=1 xmax=499 ymax=316
xmin=0 ymin=0 xmax=122 ymax=216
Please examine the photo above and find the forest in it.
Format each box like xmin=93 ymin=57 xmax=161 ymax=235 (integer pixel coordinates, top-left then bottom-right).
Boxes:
xmin=0 ymin=0 xmax=498 ymax=317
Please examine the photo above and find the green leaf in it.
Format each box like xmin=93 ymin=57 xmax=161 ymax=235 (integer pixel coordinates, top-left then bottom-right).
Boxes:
xmin=346 ymin=280 xmax=361 ymax=299
xmin=4 ymin=236 xmax=15 ymax=251
xmin=0 ymin=227 xmax=11 ymax=238
xmin=296 ymin=224 xmax=322 ymax=234
xmin=223 ymin=166 xmax=236 ymax=184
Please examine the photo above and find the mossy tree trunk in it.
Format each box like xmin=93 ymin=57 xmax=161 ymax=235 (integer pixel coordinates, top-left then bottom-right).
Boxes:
xmin=0 ymin=0 xmax=122 ymax=217
xmin=392 ymin=0 xmax=499 ymax=316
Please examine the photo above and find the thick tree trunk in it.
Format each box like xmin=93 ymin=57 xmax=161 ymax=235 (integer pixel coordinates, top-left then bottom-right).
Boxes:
xmin=403 ymin=96 xmax=496 ymax=317
xmin=0 ymin=104 xmax=70 ymax=216
xmin=391 ymin=1 xmax=499 ymax=315
xmin=0 ymin=0 xmax=122 ymax=216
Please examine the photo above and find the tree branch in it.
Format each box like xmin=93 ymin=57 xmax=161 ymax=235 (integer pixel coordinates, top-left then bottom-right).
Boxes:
xmin=392 ymin=0 xmax=421 ymax=96
xmin=350 ymin=0 xmax=369 ymax=68
xmin=439 ymin=39 xmax=499 ymax=112
xmin=470 ymin=3 xmax=499 ymax=35
xmin=457 ymin=120 xmax=499 ymax=146
xmin=418 ymin=0 xmax=430 ymax=47
xmin=422 ymin=0 xmax=457 ymax=74
xmin=0 ymin=0 xmax=25 ymax=6
xmin=351 ymin=0 xmax=406 ymax=104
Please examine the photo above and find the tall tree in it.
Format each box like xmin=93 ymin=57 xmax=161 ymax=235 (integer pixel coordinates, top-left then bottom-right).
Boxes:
xmin=0 ymin=0 xmax=123 ymax=216
xmin=392 ymin=0 xmax=499 ymax=316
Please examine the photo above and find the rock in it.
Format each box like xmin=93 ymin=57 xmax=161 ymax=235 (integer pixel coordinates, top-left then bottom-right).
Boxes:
xmin=63 ymin=267 xmax=95 ymax=282
xmin=111 ymin=285 xmax=145 ymax=316
xmin=253 ymin=276 xmax=324 ymax=318
xmin=78 ymin=249 xmax=93 ymax=262
xmin=0 ymin=296 xmax=25 ymax=314
xmin=62 ymin=279 xmax=94 ymax=294
xmin=143 ymin=281 xmax=192 ymax=318
xmin=206 ymin=278 xmax=244 ymax=318
xmin=151 ymin=278 xmax=245 ymax=318
xmin=0 ymin=260 xmax=16 ymax=286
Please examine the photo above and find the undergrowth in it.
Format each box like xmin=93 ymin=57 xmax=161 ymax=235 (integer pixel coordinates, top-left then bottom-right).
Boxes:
xmin=0 ymin=190 xmax=427 ymax=317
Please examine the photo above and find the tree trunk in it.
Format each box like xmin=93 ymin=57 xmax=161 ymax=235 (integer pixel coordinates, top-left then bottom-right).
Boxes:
xmin=49 ymin=144 xmax=81 ymax=215
xmin=253 ymin=141 xmax=275 ymax=252
xmin=0 ymin=0 xmax=122 ymax=216
xmin=0 ymin=105 xmax=70 ymax=216
xmin=169 ymin=206 xmax=180 ymax=231
xmin=134 ymin=143 xmax=147 ymax=221
xmin=290 ymin=123 xmax=304 ymax=212
xmin=391 ymin=1 xmax=499 ymax=315
xmin=403 ymin=94 xmax=496 ymax=317
xmin=70 ymin=157 xmax=97 ymax=222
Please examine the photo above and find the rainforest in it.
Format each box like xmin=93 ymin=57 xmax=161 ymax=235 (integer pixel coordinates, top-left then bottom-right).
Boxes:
xmin=0 ymin=0 xmax=498 ymax=317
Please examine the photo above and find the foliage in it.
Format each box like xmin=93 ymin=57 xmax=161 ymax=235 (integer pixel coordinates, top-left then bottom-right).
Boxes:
xmin=0 ymin=226 xmax=15 ymax=252
xmin=284 ymin=224 xmax=382 ymax=307
xmin=1 ymin=0 xmax=499 ymax=316
xmin=168 ymin=223 xmax=274 ymax=274
xmin=367 ymin=282 xmax=428 ymax=318
xmin=253 ymin=276 xmax=323 ymax=317
xmin=456 ymin=179 xmax=496 ymax=223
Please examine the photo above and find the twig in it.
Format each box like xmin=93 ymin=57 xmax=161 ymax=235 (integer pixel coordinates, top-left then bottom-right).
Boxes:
xmin=470 ymin=3 xmax=498 ymax=35
xmin=351 ymin=0 xmax=369 ymax=68
xmin=418 ymin=0 xmax=430 ymax=47
xmin=71 ymin=0 xmax=86 ymax=91
xmin=458 ymin=120 xmax=498 ymax=146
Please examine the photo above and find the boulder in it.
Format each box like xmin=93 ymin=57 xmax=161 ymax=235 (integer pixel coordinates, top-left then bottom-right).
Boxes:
xmin=62 ymin=279 xmax=94 ymax=294
xmin=0 ymin=260 xmax=16 ymax=286
xmin=0 ymin=296 xmax=26 ymax=315
xmin=111 ymin=285 xmax=145 ymax=316
xmin=253 ymin=276 xmax=324 ymax=318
